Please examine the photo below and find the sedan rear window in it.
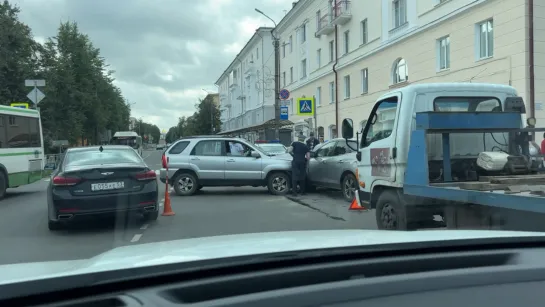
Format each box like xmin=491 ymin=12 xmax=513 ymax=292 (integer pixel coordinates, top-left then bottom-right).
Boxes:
xmin=64 ymin=149 xmax=142 ymax=167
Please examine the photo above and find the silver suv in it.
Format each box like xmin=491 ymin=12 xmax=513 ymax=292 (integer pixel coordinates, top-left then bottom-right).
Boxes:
xmin=159 ymin=136 xmax=293 ymax=196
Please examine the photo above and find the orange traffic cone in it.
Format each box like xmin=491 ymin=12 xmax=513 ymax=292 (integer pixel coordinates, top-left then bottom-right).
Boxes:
xmin=162 ymin=173 xmax=175 ymax=216
xmin=348 ymin=195 xmax=367 ymax=211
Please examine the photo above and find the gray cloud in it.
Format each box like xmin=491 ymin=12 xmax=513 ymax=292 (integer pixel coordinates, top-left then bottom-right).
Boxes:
xmin=12 ymin=0 xmax=293 ymax=130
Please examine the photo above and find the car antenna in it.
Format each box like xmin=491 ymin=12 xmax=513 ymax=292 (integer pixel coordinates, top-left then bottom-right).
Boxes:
xmin=99 ymin=146 xmax=103 ymax=152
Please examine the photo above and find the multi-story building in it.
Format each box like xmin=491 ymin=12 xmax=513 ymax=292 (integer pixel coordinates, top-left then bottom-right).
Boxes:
xmin=275 ymin=0 xmax=544 ymax=142
xmin=216 ymin=27 xmax=284 ymax=142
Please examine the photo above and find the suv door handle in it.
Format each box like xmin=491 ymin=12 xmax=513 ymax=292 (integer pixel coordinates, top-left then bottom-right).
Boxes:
xmin=226 ymin=159 xmax=235 ymax=162
xmin=190 ymin=157 xmax=200 ymax=161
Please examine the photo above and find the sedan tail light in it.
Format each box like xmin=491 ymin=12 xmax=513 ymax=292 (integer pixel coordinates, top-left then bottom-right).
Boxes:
xmin=135 ymin=170 xmax=157 ymax=181
xmin=52 ymin=176 xmax=81 ymax=186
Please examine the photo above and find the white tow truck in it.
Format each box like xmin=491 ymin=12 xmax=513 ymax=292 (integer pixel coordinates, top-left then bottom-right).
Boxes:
xmin=342 ymin=83 xmax=545 ymax=231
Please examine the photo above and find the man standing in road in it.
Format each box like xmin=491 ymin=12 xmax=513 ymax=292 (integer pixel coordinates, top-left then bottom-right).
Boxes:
xmin=288 ymin=134 xmax=310 ymax=197
xmin=306 ymin=132 xmax=320 ymax=151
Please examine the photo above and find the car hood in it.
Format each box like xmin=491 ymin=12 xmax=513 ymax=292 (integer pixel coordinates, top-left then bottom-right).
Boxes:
xmin=272 ymin=153 xmax=293 ymax=160
xmin=0 ymin=229 xmax=544 ymax=285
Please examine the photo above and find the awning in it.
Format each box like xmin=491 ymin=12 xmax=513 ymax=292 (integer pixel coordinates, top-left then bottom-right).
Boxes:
xmin=218 ymin=119 xmax=294 ymax=135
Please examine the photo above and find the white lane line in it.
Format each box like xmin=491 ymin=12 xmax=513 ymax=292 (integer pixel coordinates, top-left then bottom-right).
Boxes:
xmin=130 ymin=234 xmax=143 ymax=243
xmin=43 ymin=178 xmax=50 ymax=182
xmin=140 ymin=224 xmax=149 ymax=230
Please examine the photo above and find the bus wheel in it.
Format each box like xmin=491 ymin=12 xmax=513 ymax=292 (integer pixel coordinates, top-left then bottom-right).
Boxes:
xmin=0 ymin=171 xmax=6 ymax=200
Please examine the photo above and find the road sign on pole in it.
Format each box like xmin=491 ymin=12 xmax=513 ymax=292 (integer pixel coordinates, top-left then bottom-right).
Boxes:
xmin=25 ymin=79 xmax=46 ymax=106
xmin=296 ymin=97 xmax=314 ymax=116
xmin=279 ymin=89 xmax=290 ymax=100
xmin=27 ymin=88 xmax=45 ymax=104
xmin=280 ymin=106 xmax=289 ymax=120
xmin=25 ymin=79 xmax=46 ymax=87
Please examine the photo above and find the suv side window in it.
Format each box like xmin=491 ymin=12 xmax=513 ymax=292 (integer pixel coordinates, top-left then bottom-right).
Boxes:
xmin=168 ymin=141 xmax=189 ymax=154
xmin=191 ymin=140 xmax=222 ymax=156
xmin=226 ymin=140 xmax=252 ymax=157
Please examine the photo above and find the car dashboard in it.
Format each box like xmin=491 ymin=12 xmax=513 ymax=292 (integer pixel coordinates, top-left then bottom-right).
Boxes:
xmin=4 ymin=238 xmax=545 ymax=307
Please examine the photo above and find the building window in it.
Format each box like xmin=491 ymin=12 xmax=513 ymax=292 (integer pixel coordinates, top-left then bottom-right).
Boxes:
xmin=316 ymin=10 xmax=321 ymax=30
xmin=282 ymin=42 xmax=286 ymax=58
xmin=301 ymin=23 xmax=306 ymax=43
xmin=361 ymin=19 xmax=368 ymax=45
xmin=344 ymin=75 xmax=350 ymax=98
xmin=316 ymin=86 xmax=321 ymax=106
xmin=438 ymin=36 xmax=450 ymax=70
xmin=329 ymin=81 xmax=335 ymax=104
xmin=283 ymin=71 xmax=286 ymax=87
xmin=393 ymin=58 xmax=408 ymax=84
xmin=477 ymin=19 xmax=493 ymax=59
xmin=316 ymin=48 xmax=321 ymax=68
xmin=256 ymin=48 xmax=259 ymax=59
xmin=329 ymin=40 xmax=334 ymax=62
xmin=301 ymin=59 xmax=307 ymax=78
xmin=393 ymin=0 xmax=407 ymax=28
xmin=290 ymin=67 xmax=293 ymax=83
xmin=361 ymin=68 xmax=368 ymax=94
xmin=343 ymin=30 xmax=349 ymax=54
xmin=289 ymin=35 xmax=293 ymax=53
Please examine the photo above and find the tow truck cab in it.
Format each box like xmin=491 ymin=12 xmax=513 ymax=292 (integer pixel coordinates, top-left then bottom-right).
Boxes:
xmin=341 ymin=82 xmax=541 ymax=230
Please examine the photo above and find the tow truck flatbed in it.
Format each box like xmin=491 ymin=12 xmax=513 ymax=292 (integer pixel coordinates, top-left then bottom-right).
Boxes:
xmin=403 ymin=111 xmax=545 ymax=227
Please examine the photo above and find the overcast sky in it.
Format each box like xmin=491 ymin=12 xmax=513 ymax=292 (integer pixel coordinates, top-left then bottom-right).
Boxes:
xmin=12 ymin=0 xmax=294 ymax=131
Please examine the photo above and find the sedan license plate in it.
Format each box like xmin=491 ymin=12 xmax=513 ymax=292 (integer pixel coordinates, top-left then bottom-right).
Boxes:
xmin=91 ymin=181 xmax=125 ymax=191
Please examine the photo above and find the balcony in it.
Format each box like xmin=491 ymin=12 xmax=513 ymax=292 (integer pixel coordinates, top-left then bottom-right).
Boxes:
xmin=332 ymin=1 xmax=352 ymax=25
xmin=315 ymin=14 xmax=334 ymax=36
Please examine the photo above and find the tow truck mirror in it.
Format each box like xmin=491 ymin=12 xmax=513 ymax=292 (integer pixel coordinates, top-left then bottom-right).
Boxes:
xmin=342 ymin=119 xmax=354 ymax=139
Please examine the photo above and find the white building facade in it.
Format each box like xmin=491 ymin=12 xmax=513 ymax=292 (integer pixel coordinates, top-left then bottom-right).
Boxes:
xmin=274 ymin=0 xmax=545 ymax=142
xmin=216 ymin=27 xmax=277 ymax=142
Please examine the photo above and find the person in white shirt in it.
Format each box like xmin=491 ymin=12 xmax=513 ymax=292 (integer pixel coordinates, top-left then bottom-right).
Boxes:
xmin=229 ymin=142 xmax=245 ymax=156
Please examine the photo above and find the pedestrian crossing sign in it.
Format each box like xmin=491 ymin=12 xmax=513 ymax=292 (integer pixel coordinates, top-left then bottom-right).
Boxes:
xmin=296 ymin=98 xmax=314 ymax=116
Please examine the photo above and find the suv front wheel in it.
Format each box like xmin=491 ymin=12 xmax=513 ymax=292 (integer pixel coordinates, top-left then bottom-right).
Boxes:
xmin=267 ymin=172 xmax=290 ymax=195
xmin=173 ymin=172 xmax=199 ymax=196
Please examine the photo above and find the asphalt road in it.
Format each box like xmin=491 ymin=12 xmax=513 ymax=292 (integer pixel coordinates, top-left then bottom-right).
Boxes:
xmin=0 ymin=149 xmax=377 ymax=265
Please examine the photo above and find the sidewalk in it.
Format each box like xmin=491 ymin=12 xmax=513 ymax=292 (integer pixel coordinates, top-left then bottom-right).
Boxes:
xmin=285 ymin=188 xmax=378 ymax=229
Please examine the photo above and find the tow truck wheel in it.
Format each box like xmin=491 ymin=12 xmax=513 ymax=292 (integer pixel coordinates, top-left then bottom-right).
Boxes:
xmin=375 ymin=190 xmax=409 ymax=231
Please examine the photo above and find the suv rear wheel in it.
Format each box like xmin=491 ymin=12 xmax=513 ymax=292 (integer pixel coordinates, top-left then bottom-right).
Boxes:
xmin=267 ymin=172 xmax=290 ymax=195
xmin=173 ymin=173 xmax=198 ymax=196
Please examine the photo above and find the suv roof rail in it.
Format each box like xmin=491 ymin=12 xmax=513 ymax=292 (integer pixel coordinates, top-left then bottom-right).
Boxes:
xmin=178 ymin=135 xmax=230 ymax=139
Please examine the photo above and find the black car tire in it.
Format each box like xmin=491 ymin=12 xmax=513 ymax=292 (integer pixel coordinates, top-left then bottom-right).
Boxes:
xmin=173 ymin=173 xmax=198 ymax=196
xmin=145 ymin=211 xmax=159 ymax=221
xmin=267 ymin=172 xmax=290 ymax=195
xmin=375 ymin=190 xmax=410 ymax=230
xmin=48 ymin=220 xmax=62 ymax=231
xmin=0 ymin=171 xmax=6 ymax=200
xmin=341 ymin=173 xmax=357 ymax=202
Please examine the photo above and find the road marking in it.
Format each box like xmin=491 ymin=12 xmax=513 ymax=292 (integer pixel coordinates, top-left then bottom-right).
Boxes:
xmin=159 ymin=199 xmax=164 ymax=207
xmin=43 ymin=178 xmax=50 ymax=182
xmin=130 ymin=234 xmax=143 ymax=243
xmin=155 ymin=170 xmax=160 ymax=175
xmin=140 ymin=224 xmax=149 ymax=230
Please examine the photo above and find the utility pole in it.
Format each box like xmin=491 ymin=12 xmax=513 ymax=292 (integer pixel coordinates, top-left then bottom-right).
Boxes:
xmin=255 ymin=8 xmax=280 ymax=140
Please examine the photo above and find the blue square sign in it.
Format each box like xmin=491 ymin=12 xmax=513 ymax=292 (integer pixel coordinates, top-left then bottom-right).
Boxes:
xmin=280 ymin=106 xmax=288 ymax=120
xmin=297 ymin=98 xmax=314 ymax=116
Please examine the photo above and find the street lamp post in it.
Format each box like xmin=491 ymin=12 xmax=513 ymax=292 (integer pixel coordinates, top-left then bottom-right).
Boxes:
xmin=255 ymin=8 xmax=280 ymax=141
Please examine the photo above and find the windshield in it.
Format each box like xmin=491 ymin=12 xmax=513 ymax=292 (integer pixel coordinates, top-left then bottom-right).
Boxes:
xmin=64 ymin=149 xmax=142 ymax=167
xmin=3 ymin=0 xmax=545 ymax=293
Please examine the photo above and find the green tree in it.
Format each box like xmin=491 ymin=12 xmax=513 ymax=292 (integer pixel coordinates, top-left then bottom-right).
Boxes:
xmin=165 ymin=96 xmax=221 ymax=141
xmin=0 ymin=0 xmax=42 ymax=105
xmin=132 ymin=119 xmax=160 ymax=144
xmin=39 ymin=21 xmax=130 ymax=145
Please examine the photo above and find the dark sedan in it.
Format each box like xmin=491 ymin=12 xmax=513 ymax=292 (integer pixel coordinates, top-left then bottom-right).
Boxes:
xmin=47 ymin=145 xmax=159 ymax=230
